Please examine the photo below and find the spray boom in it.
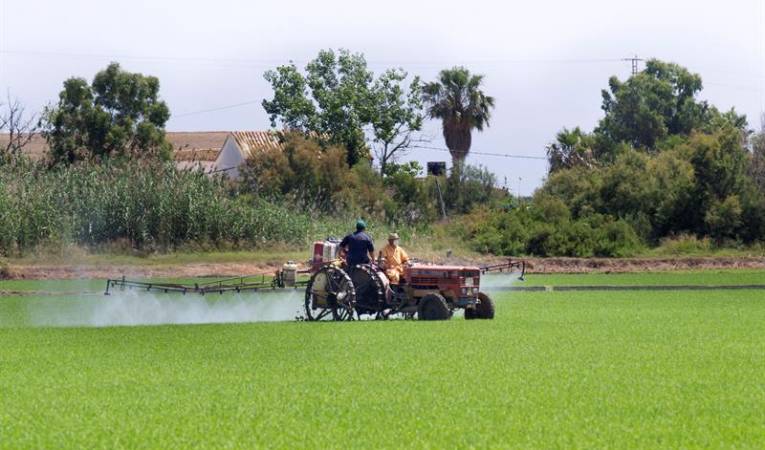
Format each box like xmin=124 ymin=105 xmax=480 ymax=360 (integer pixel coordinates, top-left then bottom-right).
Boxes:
xmin=479 ymin=258 xmax=526 ymax=281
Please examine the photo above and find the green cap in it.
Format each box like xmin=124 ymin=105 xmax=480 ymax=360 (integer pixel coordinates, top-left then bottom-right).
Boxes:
xmin=356 ymin=219 xmax=367 ymax=230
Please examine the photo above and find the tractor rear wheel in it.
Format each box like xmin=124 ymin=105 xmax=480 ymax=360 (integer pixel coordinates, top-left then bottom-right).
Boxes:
xmin=474 ymin=292 xmax=495 ymax=319
xmin=349 ymin=264 xmax=390 ymax=318
xmin=417 ymin=293 xmax=451 ymax=321
xmin=304 ymin=266 xmax=355 ymax=321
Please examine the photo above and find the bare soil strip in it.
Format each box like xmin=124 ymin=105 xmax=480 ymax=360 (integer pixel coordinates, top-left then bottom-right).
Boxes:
xmin=3 ymin=256 xmax=764 ymax=280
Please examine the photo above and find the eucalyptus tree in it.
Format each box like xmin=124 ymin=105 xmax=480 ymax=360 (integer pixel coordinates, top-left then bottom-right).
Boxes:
xmin=44 ymin=62 xmax=171 ymax=165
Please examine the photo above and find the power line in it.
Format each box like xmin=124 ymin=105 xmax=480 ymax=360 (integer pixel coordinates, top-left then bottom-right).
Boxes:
xmin=171 ymin=78 xmax=762 ymax=120
xmin=0 ymin=49 xmax=283 ymax=68
xmin=417 ymin=145 xmax=546 ymax=160
xmin=174 ymin=100 xmax=262 ymax=117
xmin=0 ymin=49 xmax=626 ymax=68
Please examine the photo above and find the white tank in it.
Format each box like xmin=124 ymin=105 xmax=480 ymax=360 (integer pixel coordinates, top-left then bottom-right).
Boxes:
xmin=282 ymin=261 xmax=298 ymax=287
xmin=322 ymin=241 xmax=338 ymax=262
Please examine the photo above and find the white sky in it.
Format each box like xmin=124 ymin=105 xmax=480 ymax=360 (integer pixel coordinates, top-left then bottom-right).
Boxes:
xmin=0 ymin=0 xmax=763 ymax=194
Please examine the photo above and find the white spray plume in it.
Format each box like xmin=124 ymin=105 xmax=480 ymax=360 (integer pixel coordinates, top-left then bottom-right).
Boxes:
xmin=30 ymin=288 xmax=305 ymax=328
xmin=479 ymin=273 xmax=521 ymax=293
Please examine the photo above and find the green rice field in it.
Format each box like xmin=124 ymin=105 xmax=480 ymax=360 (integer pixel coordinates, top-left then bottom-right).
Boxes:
xmin=1 ymin=272 xmax=764 ymax=448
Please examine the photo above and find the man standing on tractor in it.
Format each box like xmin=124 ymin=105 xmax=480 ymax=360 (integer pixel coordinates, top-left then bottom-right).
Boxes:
xmin=379 ymin=232 xmax=409 ymax=284
xmin=339 ymin=219 xmax=374 ymax=268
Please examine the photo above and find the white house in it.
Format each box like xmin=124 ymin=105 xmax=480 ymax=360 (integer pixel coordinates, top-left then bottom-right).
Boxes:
xmin=6 ymin=130 xmax=284 ymax=179
xmin=214 ymin=131 xmax=284 ymax=179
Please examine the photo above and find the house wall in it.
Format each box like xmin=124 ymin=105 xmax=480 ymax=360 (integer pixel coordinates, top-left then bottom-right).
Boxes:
xmin=215 ymin=136 xmax=245 ymax=179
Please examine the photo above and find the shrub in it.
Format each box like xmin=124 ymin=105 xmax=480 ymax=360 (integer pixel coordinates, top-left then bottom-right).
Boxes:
xmin=240 ymin=134 xmax=355 ymax=212
xmin=457 ymin=205 xmax=642 ymax=257
xmin=383 ymin=162 xmax=439 ymax=225
xmin=0 ymin=257 xmax=9 ymax=279
xmin=444 ymin=164 xmax=504 ymax=214
xmin=592 ymin=219 xmax=643 ymax=257
xmin=241 ymin=134 xmax=439 ymax=225
xmin=705 ymin=195 xmax=743 ymax=243
xmin=654 ymin=234 xmax=712 ymax=256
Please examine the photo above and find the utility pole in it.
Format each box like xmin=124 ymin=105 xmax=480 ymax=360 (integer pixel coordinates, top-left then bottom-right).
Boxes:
xmin=623 ymin=55 xmax=643 ymax=75
xmin=434 ymin=177 xmax=447 ymax=220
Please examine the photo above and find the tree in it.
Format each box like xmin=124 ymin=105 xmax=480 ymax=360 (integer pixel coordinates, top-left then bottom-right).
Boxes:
xmin=0 ymin=94 xmax=39 ymax=163
xmin=43 ymin=62 xmax=171 ymax=164
xmin=596 ymin=59 xmax=745 ymax=153
xmin=369 ymin=69 xmax=424 ymax=175
xmin=422 ymin=67 xmax=494 ymax=169
xmin=546 ymin=127 xmax=596 ymax=173
xmin=263 ymin=49 xmax=424 ymax=168
xmin=749 ymin=115 xmax=765 ymax=193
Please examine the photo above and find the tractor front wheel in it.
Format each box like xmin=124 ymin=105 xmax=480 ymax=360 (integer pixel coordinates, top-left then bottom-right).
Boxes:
xmin=417 ymin=293 xmax=451 ymax=321
xmin=474 ymin=292 xmax=495 ymax=319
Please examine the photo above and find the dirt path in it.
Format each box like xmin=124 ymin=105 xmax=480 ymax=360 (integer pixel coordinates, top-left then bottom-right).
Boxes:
xmin=4 ymin=262 xmax=284 ymax=280
xmin=4 ymin=256 xmax=764 ymax=280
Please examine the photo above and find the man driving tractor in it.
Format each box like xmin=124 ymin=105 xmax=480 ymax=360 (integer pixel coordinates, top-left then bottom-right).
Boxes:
xmin=379 ymin=232 xmax=409 ymax=284
xmin=339 ymin=219 xmax=375 ymax=268
xmin=339 ymin=221 xmax=409 ymax=284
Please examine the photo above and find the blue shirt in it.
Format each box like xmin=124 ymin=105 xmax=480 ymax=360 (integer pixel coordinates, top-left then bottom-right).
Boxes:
xmin=340 ymin=231 xmax=374 ymax=267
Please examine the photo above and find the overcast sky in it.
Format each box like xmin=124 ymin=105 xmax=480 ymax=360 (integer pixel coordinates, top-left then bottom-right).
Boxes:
xmin=0 ymin=0 xmax=763 ymax=194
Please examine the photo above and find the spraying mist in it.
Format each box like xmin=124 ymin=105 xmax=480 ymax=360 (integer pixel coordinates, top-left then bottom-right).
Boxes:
xmin=479 ymin=273 xmax=522 ymax=293
xmin=15 ymin=272 xmax=523 ymax=328
xmin=28 ymin=289 xmax=305 ymax=328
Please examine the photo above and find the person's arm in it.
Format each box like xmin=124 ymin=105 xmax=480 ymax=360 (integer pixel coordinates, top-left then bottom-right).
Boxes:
xmin=400 ymin=248 xmax=410 ymax=264
xmin=367 ymin=240 xmax=374 ymax=262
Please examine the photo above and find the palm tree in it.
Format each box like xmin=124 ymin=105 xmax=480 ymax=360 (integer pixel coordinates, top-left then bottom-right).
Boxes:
xmin=545 ymin=127 xmax=596 ymax=173
xmin=422 ymin=67 xmax=495 ymax=170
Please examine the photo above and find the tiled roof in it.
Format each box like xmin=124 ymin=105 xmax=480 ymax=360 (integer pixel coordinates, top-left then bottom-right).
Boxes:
xmin=166 ymin=131 xmax=230 ymax=152
xmin=231 ymin=130 xmax=284 ymax=157
xmin=4 ymin=131 xmax=232 ymax=157
xmin=3 ymin=130 xmax=288 ymax=162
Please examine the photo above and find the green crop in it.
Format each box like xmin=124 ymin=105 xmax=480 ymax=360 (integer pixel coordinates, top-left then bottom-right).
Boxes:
xmin=1 ymin=284 xmax=764 ymax=448
xmin=497 ymin=269 xmax=765 ymax=287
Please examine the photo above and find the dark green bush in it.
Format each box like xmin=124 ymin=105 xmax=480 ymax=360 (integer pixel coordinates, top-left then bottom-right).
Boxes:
xmin=456 ymin=206 xmax=643 ymax=257
xmin=592 ymin=219 xmax=643 ymax=257
xmin=444 ymin=164 xmax=503 ymax=214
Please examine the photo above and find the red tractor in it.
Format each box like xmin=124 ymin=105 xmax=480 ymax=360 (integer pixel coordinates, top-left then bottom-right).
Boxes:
xmin=303 ymin=239 xmax=524 ymax=321
xmin=103 ymin=238 xmax=524 ymax=323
